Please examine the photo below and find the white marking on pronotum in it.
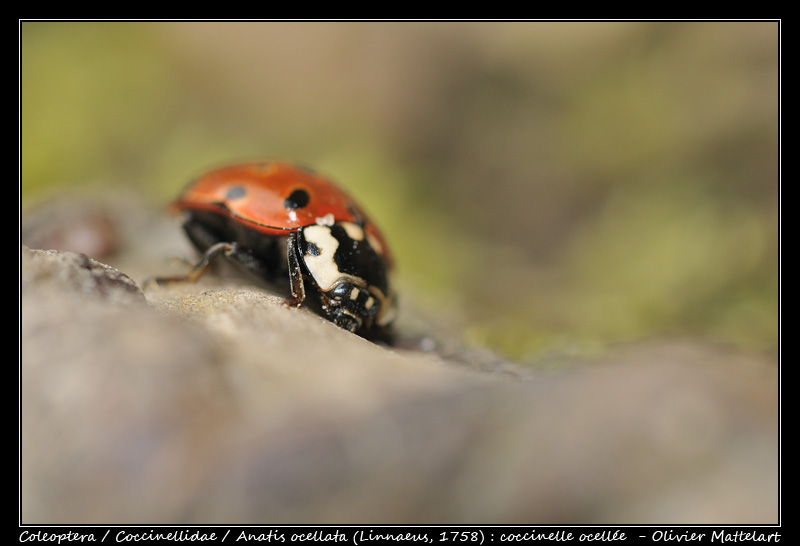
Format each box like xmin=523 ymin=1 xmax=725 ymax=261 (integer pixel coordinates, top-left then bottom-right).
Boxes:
xmin=350 ymin=288 xmax=360 ymax=300
xmin=303 ymin=225 xmax=342 ymax=291
xmin=366 ymin=231 xmax=383 ymax=255
xmin=315 ymin=213 xmax=335 ymax=226
xmin=340 ymin=222 xmax=364 ymax=241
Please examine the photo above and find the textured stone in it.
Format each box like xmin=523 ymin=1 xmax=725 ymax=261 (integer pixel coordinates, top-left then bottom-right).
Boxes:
xmin=19 ymin=199 xmax=779 ymax=524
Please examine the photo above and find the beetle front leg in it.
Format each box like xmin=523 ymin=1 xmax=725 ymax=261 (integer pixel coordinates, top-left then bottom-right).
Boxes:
xmin=282 ymin=231 xmax=306 ymax=308
xmin=144 ymin=242 xmax=238 ymax=288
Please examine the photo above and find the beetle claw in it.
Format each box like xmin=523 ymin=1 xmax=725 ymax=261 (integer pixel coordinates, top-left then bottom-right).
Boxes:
xmin=282 ymin=296 xmax=303 ymax=308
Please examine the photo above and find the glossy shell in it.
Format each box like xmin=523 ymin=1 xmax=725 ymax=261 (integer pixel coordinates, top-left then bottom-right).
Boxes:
xmin=171 ymin=162 xmax=391 ymax=265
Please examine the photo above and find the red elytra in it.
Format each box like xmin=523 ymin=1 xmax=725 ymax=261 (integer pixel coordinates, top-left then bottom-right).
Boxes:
xmin=170 ymin=161 xmax=392 ymax=266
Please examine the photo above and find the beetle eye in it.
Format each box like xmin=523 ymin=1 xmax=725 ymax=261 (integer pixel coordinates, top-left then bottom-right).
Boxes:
xmin=225 ymin=186 xmax=246 ymax=200
xmin=284 ymin=189 xmax=310 ymax=210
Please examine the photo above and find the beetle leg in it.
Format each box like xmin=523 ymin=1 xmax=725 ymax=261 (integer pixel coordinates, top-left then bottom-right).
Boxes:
xmin=144 ymin=242 xmax=237 ymax=288
xmin=283 ymin=231 xmax=305 ymax=308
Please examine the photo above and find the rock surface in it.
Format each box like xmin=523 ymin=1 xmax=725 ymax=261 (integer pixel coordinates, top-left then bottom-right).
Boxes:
xmin=19 ymin=198 xmax=779 ymax=524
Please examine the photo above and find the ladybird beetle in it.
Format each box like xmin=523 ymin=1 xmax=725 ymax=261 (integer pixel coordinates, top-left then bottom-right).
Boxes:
xmin=149 ymin=161 xmax=396 ymax=336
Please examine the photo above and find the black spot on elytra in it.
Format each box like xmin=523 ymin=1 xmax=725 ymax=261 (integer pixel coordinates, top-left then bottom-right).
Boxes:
xmin=348 ymin=204 xmax=365 ymax=226
xmin=225 ymin=185 xmax=246 ymax=200
xmin=284 ymin=189 xmax=310 ymax=210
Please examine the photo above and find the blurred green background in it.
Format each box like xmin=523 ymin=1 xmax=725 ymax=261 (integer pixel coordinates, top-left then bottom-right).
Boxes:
xmin=20 ymin=21 xmax=779 ymax=361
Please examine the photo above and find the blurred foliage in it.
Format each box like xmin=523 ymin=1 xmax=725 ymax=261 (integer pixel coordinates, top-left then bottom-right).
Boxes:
xmin=20 ymin=21 xmax=780 ymax=360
